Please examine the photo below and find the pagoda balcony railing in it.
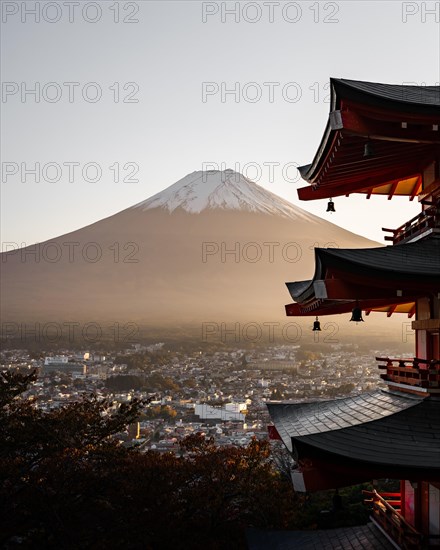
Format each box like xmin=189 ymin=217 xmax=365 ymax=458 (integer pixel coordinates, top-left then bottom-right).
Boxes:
xmin=363 ymin=490 xmax=423 ymax=549
xmin=382 ymin=203 xmax=440 ymax=245
xmin=376 ymin=356 xmax=440 ymax=390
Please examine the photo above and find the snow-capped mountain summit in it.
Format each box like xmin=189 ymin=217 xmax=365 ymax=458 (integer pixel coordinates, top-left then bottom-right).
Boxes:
xmin=133 ymin=170 xmax=317 ymax=222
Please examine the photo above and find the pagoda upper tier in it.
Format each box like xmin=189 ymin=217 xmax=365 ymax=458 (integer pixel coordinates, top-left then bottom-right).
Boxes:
xmin=297 ymin=78 xmax=440 ymax=201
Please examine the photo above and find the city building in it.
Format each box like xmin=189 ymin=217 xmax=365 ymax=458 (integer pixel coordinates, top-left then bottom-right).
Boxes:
xmin=194 ymin=402 xmax=247 ymax=422
xmin=268 ymin=79 xmax=440 ymax=548
xmin=43 ymin=355 xmax=85 ymax=375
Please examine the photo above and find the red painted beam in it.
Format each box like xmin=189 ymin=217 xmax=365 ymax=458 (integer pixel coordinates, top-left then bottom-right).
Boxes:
xmin=285 ymin=298 xmax=416 ymax=317
xmin=297 ymin=171 xmax=422 ymax=200
xmin=340 ymin=109 xmax=440 ymax=144
xmin=292 ymin=453 xmax=437 ymax=492
xmin=292 ymin=461 xmax=369 ymax=492
xmin=319 ymin=279 xmax=414 ymax=301
xmin=341 ymin=98 xmax=440 ymax=125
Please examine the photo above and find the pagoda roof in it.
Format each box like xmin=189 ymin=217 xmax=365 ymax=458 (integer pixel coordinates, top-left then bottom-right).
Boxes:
xmin=285 ymin=238 xmax=440 ymax=316
xmin=267 ymin=391 xmax=440 ymax=475
xmin=330 ymin=78 xmax=440 ymax=114
xmin=246 ymin=524 xmax=395 ymax=550
xmin=267 ymin=391 xmax=419 ymax=443
xmin=297 ymin=78 xmax=440 ymax=201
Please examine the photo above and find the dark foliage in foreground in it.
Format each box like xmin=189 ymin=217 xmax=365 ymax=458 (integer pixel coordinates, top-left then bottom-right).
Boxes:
xmin=0 ymin=371 xmax=298 ymax=549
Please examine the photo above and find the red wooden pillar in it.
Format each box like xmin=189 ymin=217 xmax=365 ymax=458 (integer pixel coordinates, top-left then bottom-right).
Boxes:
xmin=421 ymin=482 xmax=430 ymax=537
xmin=400 ymin=479 xmax=406 ymax=518
xmin=414 ymin=482 xmax=423 ymax=533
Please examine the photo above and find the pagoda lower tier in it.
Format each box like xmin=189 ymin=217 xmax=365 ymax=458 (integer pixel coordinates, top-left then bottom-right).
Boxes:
xmin=268 ymin=391 xmax=440 ymax=489
xmin=268 ymin=391 xmax=440 ymax=547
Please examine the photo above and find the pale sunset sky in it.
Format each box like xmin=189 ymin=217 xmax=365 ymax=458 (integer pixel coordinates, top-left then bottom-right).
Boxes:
xmin=2 ymin=0 xmax=439 ymax=245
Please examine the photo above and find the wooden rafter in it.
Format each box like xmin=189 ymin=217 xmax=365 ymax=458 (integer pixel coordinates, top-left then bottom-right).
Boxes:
xmin=388 ymin=181 xmax=400 ymax=200
xmin=387 ymin=304 xmax=398 ymax=317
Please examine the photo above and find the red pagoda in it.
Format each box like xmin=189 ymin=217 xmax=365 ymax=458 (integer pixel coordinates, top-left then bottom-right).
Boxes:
xmin=268 ymin=79 xmax=440 ymax=548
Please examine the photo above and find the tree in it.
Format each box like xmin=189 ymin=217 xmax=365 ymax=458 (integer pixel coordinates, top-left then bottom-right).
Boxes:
xmin=0 ymin=370 xmax=298 ymax=549
xmin=105 ymin=374 xmax=142 ymax=391
xmin=143 ymin=404 xmax=177 ymax=421
xmin=176 ymin=433 xmax=299 ymax=546
xmin=144 ymin=373 xmax=180 ymax=392
xmin=0 ymin=370 xmax=145 ymax=547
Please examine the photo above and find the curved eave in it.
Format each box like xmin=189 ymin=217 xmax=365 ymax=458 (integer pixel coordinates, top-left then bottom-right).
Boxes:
xmin=297 ymin=78 xmax=440 ymax=200
xmin=285 ymin=280 xmax=315 ymax=303
xmin=298 ymin=119 xmax=334 ymax=184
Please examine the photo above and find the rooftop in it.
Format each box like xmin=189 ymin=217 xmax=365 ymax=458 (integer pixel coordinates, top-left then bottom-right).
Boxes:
xmin=246 ymin=522 xmax=395 ymax=550
xmin=285 ymin=237 xmax=440 ymax=317
xmin=297 ymin=78 xmax=440 ymax=201
xmin=268 ymin=391 xmax=440 ymax=475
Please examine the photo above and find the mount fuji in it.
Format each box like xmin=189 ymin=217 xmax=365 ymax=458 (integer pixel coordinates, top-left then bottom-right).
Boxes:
xmin=133 ymin=169 xmax=318 ymax=221
xmin=1 ymin=170 xmax=378 ymax=328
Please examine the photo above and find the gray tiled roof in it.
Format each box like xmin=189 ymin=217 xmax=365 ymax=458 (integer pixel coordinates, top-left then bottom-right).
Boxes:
xmin=332 ymin=78 xmax=440 ymax=107
xmin=297 ymin=399 xmax=440 ymax=468
xmin=268 ymin=393 xmax=440 ymax=469
xmin=319 ymin=239 xmax=440 ymax=277
xmin=246 ymin=523 xmax=395 ymax=550
xmin=299 ymin=79 xmax=440 ymax=182
xmin=286 ymin=238 xmax=440 ymax=302
xmin=267 ymin=391 xmax=420 ymax=450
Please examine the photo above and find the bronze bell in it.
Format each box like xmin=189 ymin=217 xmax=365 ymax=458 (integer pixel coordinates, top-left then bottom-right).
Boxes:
xmin=350 ymin=307 xmax=364 ymax=323
xmin=312 ymin=317 xmax=321 ymax=331
xmin=363 ymin=142 xmax=374 ymax=158
xmin=326 ymin=199 xmax=335 ymax=213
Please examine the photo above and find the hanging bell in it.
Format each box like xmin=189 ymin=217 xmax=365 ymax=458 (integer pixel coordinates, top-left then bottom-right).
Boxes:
xmin=350 ymin=307 xmax=364 ymax=323
xmin=363 ymin=142 xmax=374 ymax=158
xmin=312 ymin=317 xmax=321 ymax=331
xmin=326 ymin=199 xmax=335 ymax=213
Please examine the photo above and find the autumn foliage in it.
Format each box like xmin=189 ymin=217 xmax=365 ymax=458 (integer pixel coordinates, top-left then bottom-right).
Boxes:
xmin=0 ymin=371 xmax=297 ymax=549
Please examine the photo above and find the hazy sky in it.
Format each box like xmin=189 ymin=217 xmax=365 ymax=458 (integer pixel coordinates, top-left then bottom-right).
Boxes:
xmin=2 ymin=0 xmax=439 ymax=246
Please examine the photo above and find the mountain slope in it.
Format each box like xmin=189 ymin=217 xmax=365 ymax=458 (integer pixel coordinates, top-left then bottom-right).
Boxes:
xmin=0 ymin=170 xmax=379 ymax=326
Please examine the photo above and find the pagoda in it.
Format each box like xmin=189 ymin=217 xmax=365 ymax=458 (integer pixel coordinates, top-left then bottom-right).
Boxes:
xmin=268 ymin=79 xmax=440 ymax=548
